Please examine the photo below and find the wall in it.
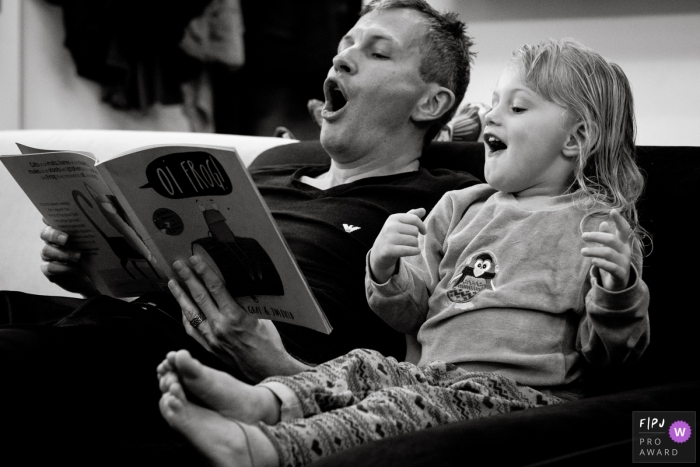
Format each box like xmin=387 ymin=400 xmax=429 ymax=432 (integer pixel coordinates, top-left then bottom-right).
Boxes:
xmin=0 ymin=0 xmax=22 ymax=130
xmin=430 ymin=0 xmax=700 ymax=146
xmin=3 ymin=0 xmax=698 ymax=144
xmin=0 ymin=0 xmax=190 ymax=132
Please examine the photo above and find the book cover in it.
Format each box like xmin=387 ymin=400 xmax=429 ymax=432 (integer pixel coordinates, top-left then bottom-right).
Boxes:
xmin=1 ymin=144 xmax=332 ymax=334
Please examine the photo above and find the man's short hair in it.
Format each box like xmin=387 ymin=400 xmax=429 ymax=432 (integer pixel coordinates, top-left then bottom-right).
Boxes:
xmin=361 ymin=0 xmax=475 ymax=142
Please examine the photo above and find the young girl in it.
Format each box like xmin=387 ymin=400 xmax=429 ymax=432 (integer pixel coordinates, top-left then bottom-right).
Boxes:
xmin=156 ymin=39 xmax=650 ymax=467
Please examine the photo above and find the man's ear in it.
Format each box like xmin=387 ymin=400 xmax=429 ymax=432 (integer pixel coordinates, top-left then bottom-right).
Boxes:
xmin=411 ymin=85 xmax=455 ymax=123
xmin=562 ymin=121 xmax=585 ymax=158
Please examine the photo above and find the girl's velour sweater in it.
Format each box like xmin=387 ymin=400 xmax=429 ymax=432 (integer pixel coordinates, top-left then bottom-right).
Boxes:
xmin=366 ymin=184 xmax=650 ymax=393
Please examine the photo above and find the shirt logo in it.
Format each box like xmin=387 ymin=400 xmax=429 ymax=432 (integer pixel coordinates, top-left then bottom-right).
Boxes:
xmin=343 ymin=224 xmax=361 ymax=233
xmin=447 ymin=251 xmax=497 ymax=303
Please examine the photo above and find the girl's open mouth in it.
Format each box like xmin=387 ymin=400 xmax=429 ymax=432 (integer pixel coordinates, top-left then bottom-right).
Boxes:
xmin=484 ymin=133 xmax=507 ymax=153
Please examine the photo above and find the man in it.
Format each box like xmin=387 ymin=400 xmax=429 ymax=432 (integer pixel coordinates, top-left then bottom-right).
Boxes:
xmin=164 ymin=0 xmax=477 ymax=382
xmin=1 ymin=0 xmax=476 ymax=460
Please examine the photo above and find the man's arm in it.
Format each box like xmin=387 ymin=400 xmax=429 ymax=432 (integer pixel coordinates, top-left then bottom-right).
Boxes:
xmin=169 ymin=255 xmax=312 ymax=382
xmin=39 ymin=221 xmax=308 ymax=381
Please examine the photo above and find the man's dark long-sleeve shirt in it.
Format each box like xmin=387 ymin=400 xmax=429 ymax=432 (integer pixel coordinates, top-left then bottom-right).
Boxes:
xmin=251 ymin=163 xmax=478 ymax=363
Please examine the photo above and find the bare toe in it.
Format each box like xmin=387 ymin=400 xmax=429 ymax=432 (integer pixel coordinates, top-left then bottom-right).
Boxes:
xmin=172 ymin=349 xmax=201 ymax=378
xmin=159 ymin=392 xmax=184 ymax=422
xmin=157 ymin=358 xmax=173 ymax=377
xmin=169 ymin=381 xmax=186 ymax=401
xmin=159 ymin=371 xmax=179 ymax=393
xmin=166 ymin=350 xmax=180 ymax=368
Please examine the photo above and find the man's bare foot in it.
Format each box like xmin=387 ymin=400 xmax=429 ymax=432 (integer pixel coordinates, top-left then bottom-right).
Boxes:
xmin=157 ymin=349 xmax=280 ymax=425
xmin=159 ymin=381 xmax=278 ymax=467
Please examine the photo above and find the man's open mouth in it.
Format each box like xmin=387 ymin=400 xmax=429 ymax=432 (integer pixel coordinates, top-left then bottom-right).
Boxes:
xmin=323 ymin=79 xmax=348 ymax=113
xmin=484 ymin=133 xmax=507 ymax=152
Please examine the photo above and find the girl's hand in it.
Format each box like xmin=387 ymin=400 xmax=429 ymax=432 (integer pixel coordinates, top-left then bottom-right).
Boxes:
xmin=369 ymin=208 xmax=426 ymax=284
xmin=581 ymin=209 xmax=633 ymax=291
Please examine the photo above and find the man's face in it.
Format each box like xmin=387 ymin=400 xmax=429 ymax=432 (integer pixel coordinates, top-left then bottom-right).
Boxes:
xmin=320 ymin=9 xmax=431 ymax=161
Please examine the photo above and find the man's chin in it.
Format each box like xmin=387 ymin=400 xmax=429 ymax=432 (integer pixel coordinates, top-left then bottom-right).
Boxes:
xmin=320 ymin=125 xmax=353 ymax=160
xmin=319 ymin=137 xmax=342 ymax=159
xmin=320 ymin=124 xmax=340 ymax=149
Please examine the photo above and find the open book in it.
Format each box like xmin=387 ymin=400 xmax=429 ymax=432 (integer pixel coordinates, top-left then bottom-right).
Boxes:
xmin=1 ymin=143 xmax=331 ymax=334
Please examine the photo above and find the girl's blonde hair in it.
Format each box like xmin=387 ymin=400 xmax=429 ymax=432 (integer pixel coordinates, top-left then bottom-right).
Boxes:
xmin=512 ymin=38 xmax=649 ymax=253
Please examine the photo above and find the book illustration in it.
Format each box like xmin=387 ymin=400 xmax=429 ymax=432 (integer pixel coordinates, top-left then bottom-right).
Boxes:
xmin=72 ymin=182 xmax=161 ymax=280
xmin=153 ymin=208 xmax=184 ymax=235
xmin=192 ymin=200 xmax=284 ymax=299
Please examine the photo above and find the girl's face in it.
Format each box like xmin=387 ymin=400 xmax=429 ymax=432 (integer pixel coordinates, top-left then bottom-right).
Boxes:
xmin=483 ymin=64 xmax=578 ymax=198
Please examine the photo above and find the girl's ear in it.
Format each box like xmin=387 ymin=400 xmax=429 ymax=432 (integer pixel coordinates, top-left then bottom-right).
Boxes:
xmin=562 ymin=121 xmax=586 ymax=158
xmin=412 ymin=85 xmax=456 ymax=123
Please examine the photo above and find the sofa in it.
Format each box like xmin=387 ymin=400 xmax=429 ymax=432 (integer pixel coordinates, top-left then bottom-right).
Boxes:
xmin=1 ymin=131 xmax=698 ymax=465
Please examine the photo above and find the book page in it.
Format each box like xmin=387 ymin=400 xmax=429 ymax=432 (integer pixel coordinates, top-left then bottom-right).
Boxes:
xmin=1 ymin=149 xmax=164 ymax=297
xmin=98 ymin=145 xmax=331 ymax=334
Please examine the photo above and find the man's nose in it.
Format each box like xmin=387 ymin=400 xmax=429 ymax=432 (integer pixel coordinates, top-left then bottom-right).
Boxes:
xmin=332 ymin=49 xmax=357 ymax=75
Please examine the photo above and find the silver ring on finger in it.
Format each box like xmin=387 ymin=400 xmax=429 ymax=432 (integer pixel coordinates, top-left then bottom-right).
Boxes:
xmin=189 ymin=312 xmax=207 ymax=329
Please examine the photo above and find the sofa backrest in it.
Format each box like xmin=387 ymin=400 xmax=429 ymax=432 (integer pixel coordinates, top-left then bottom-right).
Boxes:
xmin=254 ymin=141 xmax=700 ymax=393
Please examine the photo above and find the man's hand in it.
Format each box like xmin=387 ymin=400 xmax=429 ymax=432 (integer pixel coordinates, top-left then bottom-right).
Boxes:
xmin=581 ymin=209 xmax=633 ymax=291
xmin=39 ymin=219 xmax=99 ymax=297
xmin=168 ymin=255 xmax=311 ymax=382
xmin=369 ymin=208 xmax=426 ymax=284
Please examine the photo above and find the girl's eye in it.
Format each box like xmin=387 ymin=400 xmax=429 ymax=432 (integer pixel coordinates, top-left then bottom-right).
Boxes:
xmin=372 ymin=53 xmax=389 ymax=59
xmin=511 ymin=107 xmax=526 ymax=114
